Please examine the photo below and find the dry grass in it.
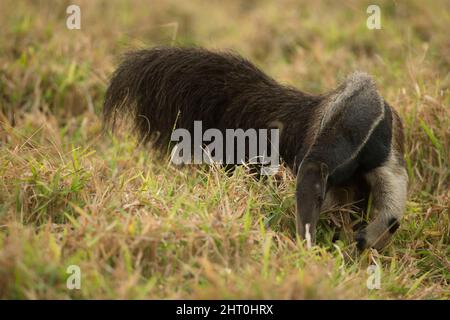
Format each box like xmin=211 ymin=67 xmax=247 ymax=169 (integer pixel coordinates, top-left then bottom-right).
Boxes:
xmin=0 ymin=0 xmax=448 ymax=299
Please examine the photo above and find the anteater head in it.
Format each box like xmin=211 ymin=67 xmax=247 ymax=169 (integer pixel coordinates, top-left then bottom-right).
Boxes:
xmin=295 ymin=162 xmax=329 ymax=247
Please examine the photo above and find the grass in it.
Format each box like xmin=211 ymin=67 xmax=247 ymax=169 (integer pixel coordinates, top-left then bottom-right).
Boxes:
xmin=0 ymin=0 xmax=448 ymax=299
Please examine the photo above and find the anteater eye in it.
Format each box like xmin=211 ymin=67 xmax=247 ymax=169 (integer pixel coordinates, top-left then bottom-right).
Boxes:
xmin=316 ymin=193 xmax=323 ymax=202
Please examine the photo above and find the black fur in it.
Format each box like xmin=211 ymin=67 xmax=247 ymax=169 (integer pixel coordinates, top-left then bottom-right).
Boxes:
xmin=388 ymin=217 xmax=400 ymax=234
xmin=356 ymin=231 xmax=367 ymax=251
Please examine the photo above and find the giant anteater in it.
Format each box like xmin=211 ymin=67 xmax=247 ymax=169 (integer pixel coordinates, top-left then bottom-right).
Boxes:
xmin=103 ymin=47 xmax=408 ymax=250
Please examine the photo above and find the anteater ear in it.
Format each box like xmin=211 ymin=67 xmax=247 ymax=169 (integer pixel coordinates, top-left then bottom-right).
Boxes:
xmin=296 ymin=161 xmax=329 ymax=198
xmin=268 ymin=120 xmax=284 ymax=137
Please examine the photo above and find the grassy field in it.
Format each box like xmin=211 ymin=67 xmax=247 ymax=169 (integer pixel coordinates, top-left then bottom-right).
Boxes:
xmin=0 ymin=0 xmax=448 ymax=299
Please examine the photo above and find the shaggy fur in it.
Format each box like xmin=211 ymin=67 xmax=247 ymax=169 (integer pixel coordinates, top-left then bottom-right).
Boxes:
xmin=103 ymin=47 xmax=408 ymax=250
